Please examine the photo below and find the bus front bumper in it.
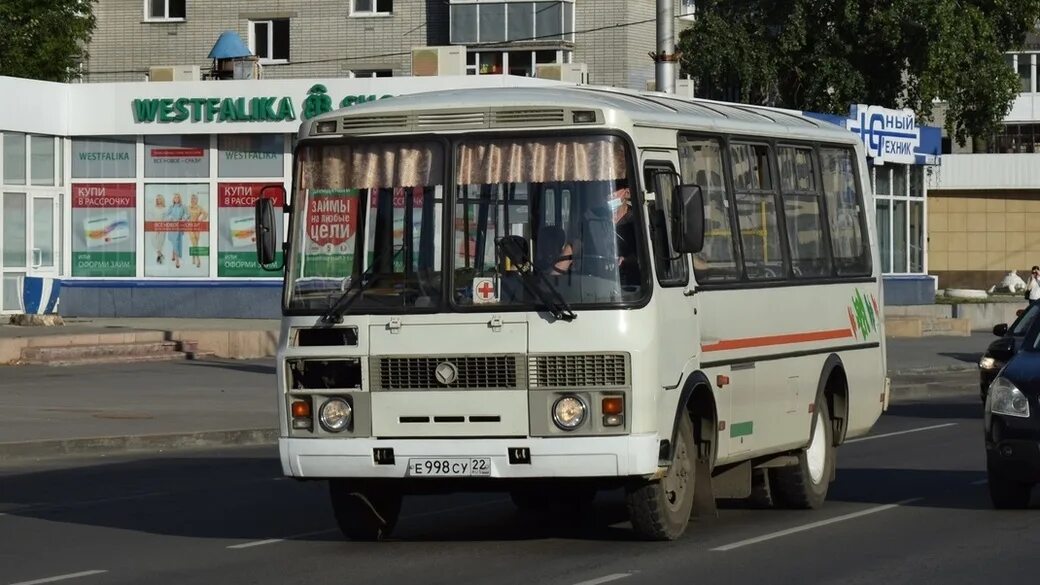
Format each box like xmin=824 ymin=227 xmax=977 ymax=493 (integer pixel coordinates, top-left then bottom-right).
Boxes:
xmin=281 ymin=434 xmax=662 ymax=480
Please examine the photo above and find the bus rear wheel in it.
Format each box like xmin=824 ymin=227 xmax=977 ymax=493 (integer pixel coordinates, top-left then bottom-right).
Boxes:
xmin=770 ymin=399 xmax=834 ymax=509
xmin=625 ymin=414 xmax=695 ymax=540
xmin=329 ymin=480 xmax=402 ymax=541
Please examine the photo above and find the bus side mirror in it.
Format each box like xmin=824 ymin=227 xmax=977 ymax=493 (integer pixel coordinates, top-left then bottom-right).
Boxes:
xmin=671 ymin=184 xmax=705 ymax=254
xmin=255 ymin=196 xmax=278 ymax=267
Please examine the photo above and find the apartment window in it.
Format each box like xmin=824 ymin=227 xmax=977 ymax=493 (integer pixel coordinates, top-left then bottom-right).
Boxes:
xmin=250 ymin=20 xmax=290 ymax=63
xmin=145 ymin=0 xmax=185 ymax=21
xmin=450 ymin=1 xmax=574 ymax=44
xmin=350 ymin=69 xmax=393 ymax=78
xmin=352 ymin=0 xmax=393 ymax=16
xmin=679 ymin=0 xmax=696 ymax=20
xmin=466 ymin=49 xmax=569 ymax=76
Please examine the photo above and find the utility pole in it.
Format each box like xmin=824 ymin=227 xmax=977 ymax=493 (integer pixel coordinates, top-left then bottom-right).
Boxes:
xmin=653 ymin=0 xmax=677 ymax=94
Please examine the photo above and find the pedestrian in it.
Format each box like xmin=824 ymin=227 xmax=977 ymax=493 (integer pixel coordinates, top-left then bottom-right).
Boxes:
xmin=1027 ymin=265 xmax=1040 ymax=304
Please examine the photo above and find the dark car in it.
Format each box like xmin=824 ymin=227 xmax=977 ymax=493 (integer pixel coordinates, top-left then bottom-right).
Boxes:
xmin=979 ymin=303 xmax=1040 ymax=400
xmin=984 ymin=314 xmax=1040 ymax=508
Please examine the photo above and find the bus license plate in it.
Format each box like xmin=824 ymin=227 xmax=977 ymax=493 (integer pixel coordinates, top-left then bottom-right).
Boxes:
xmin=407 ymin=457 xmax=492 ymax=477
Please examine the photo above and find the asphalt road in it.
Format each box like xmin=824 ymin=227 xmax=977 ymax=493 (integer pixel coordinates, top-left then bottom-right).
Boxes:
xmin=1 ymin=384 xmax=1033 ymax=585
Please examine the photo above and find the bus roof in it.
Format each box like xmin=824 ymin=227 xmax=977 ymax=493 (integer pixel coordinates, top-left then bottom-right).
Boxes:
xmin=304 ymin=84 xmax=859 ymax=145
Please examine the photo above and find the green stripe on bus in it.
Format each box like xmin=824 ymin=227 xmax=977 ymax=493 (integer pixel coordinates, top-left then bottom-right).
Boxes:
xmin=730 ymin=421 xmax=754 ymax=438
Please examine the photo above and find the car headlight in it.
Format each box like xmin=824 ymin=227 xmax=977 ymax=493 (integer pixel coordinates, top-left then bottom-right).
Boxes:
xmin=319 ymin=398 xmax=353 ymax=432
xmin=979 ymin=356 xmax=999 ymax=370
xmin=989 ymin=377 xmax=1030 ymax=418
xmin=552 ymin=395 xmax=587 ymax=430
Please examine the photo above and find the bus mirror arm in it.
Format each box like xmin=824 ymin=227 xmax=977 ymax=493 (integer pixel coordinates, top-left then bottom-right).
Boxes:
xmin=671 ymin=184 xmax=706 ymax=254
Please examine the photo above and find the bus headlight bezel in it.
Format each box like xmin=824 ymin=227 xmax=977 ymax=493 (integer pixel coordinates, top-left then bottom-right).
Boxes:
xmin=319 ymin=397 xmax=354 ymax=432
xmin=552 ymin=395 xmax=587 ymax=431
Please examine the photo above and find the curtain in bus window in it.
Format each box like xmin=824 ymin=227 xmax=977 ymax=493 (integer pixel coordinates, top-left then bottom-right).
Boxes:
xmin=299 ymin=142 xmax=443 ymax=190
xmin=779 ymin=147 xmax=830 ymax=278
xmin=677 ymin=136 xmax=738 ymax=281
xmin=455 ymin=137 xmax=626 ymax=185
xmin=820 ymin=148 xmax=871 ymax=275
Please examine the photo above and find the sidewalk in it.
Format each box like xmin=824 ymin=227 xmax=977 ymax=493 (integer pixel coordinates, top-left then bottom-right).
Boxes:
xmin=885 ymin=332 xmax=988 ymax=375
xmin=0 ymin=317 xmax=280 ymax=364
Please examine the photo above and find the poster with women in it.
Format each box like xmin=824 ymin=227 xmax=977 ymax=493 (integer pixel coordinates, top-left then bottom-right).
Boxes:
xmin=144 ymin=184 xmax=210 ymax=277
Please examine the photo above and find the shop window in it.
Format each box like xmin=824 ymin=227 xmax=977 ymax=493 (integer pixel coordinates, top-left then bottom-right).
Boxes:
xmin=218 ymin=135 xmax=284 ymax=178
xmin=3 ymin=133 xmax=26 ymax=185
xmin=217 ymin=182 xmax=284 ymax=277
xmin=251 ymin=19 xmax=290 ymax=63
xmin=30 ymin=136 xmax=55 ymax=186
xmin=144 ymin=184 xmax=210 ymax=277
xmin=144 ymin=136 xmax=210 ymax=179
xmin=353 ymin=0 xmax=393 ymax=16
xmin=72 ymin=137 xmax=136 ymax=179
xmin=70 ymin=183 xmax=137 ymax=277
xmin=146 ymin=0 xmax=185 ymax=21
xmin=893 ymin=199 xmax=907 ymax=273
xmin=909 ymin=200 xmax=924 ymax=273
xmin=876 ymin=200 xmax=892 ymax=273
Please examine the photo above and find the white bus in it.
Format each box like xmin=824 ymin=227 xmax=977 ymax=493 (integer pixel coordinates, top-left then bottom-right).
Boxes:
xmin=254 ymin=85 xmax=889 ymax=541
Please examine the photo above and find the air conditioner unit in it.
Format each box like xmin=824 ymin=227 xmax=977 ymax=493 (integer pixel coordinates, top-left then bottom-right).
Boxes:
xmin=148 ymin=65 xmax=200 ymax=82
xmin=535 ymin=63 xmax=588 ymax=84
xmin=412 ymin=46 xmax=466 ymax=76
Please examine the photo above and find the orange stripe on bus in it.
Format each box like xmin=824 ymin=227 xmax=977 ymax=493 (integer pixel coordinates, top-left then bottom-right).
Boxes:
xmin=701 ymin=328 xmax=854 ymax=352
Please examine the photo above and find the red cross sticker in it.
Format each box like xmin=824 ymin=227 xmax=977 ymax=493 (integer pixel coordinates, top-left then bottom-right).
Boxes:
xmin=473 ymin=277 xmax=497 ymax=304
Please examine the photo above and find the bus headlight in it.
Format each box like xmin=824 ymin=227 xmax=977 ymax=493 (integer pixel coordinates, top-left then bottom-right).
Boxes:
xmin=989 ymin=378 xmax=1030 ymax=418
xmin=552 ymin=395 xmax=587 ymax=430
xmin=319 ymin=398 xmax=353 ymax=432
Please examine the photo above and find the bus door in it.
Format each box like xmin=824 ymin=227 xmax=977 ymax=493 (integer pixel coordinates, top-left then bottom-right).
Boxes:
xmin=642 ymin=152 xmax=698 ymax=389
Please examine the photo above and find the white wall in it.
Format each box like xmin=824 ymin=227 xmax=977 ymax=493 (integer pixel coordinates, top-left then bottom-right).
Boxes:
xmin=0 ymin=77 xmax=69 ymax=136
xmin=932 ymin=153 xmax=1040 ymax=190
xmin=1007 ymin=93 xmax=1040 ymax=123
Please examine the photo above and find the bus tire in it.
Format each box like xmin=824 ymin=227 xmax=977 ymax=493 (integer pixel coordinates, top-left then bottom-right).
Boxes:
xmin=625 ymin=414 xmax=695 ymax=540
xmin=329 ymin=480 xmax=402 ymax=541
xmin=770 ymin=398 xmax=834 ymax=510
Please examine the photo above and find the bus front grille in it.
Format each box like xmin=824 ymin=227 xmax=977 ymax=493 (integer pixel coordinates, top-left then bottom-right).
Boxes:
xmin=372 ymin=355 xmax=523 ymax=390
xmin=529 ymin=353 xmax=629 ymax=388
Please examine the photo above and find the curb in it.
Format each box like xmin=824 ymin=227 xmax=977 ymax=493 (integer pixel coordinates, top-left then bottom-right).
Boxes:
xmin=889 ymin=383 xmax=979 ymax=402
xmin=889 ymin=365 xmax=978 ymax=377
xmin=0 ymin=428 xmax=278 ymax=461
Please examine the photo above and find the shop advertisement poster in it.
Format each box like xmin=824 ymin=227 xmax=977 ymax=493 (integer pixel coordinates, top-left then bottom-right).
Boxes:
xmin=302 ymin=188 xmax=359 ymax=278
xmin=70 ymin=183 xmax=136 ymax=276
xmin=217 ymin=182 xmax=283 ymax=277
xmin=144 ymin=184 xmax=210 ymax=277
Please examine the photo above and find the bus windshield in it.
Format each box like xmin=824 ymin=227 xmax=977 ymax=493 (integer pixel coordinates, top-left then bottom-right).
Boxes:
xmin=284 ymin=134 xmax=646 ymax=314
xmin=452 ymin=135 xmax=645 ymax=308
xmin=286 ymin=140 xmax=446 ymax=313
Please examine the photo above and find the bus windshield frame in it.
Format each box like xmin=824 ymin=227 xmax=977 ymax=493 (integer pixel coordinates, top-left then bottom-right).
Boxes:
xmin=282 ymin=132 xmax=650 ymax=316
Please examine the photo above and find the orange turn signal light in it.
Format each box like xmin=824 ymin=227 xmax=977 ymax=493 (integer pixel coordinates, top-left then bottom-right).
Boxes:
xmin=291 ymin=400 xmax=311 ymax=418
xmin=602 ymin=396 xmax=624 ymax=415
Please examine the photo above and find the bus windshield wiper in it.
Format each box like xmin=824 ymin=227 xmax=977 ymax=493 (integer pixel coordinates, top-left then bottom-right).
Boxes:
xmin=496 ymin=237 xmax=576 ymax=322
xmin=320 ymin=246 xmax=403 ymax=324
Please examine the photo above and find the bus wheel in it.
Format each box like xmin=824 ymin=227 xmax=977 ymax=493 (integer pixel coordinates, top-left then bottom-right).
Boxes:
xmin=770 ymin=399 xmax=834 ymax=509
xmin=625 ymin=414 xmax=695 ymax=540
xmin=329 ymin=480 xmax=402 ymax=541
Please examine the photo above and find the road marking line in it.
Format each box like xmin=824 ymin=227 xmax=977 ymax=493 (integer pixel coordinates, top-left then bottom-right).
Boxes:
xmin=711 ymin=498 xmax=922 ymax=552
xmin=971 ymin=479 xmax=988 ymax=485
xmin=227 ymin=529 xmax=338 ymax=549
xmin=571 ymin=574 xmax=632 ymax=585
xmin=7 ymin=570 xmax=108 ymax=585
xmin=845 ymin=423 xmax=957 ymax=444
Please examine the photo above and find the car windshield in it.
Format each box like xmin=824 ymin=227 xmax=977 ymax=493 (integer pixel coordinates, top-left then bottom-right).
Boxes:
xmin=451 ymin=135 xmax=647 ymax=308
xmin=1011 ymin=303 xmax=1040 ymax=336
xmin=285 ymin=140 xmax=445 ymax=312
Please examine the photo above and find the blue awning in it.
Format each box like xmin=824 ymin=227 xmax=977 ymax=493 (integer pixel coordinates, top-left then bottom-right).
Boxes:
xmin=208 ymin=31 xmax=252 ymax=60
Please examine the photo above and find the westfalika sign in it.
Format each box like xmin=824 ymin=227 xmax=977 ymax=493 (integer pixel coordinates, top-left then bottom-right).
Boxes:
xmin=132 ymin=84 xmax=393 ymax=125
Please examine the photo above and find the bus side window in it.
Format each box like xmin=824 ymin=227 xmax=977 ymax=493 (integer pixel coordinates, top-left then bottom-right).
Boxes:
xmin=677 ymin=135 xmax=740 ymax=282
xmin=820 ymin=147 xmax=871 ymax=276
xmin=643 ymin=164 xmax=688 ymax=287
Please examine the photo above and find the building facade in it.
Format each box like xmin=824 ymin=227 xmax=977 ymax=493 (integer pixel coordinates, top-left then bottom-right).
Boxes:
xmin=84 ymin=0 xmax=689 ymax=88
xmin=926 ymin=30 xmax=1040 ymax=290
